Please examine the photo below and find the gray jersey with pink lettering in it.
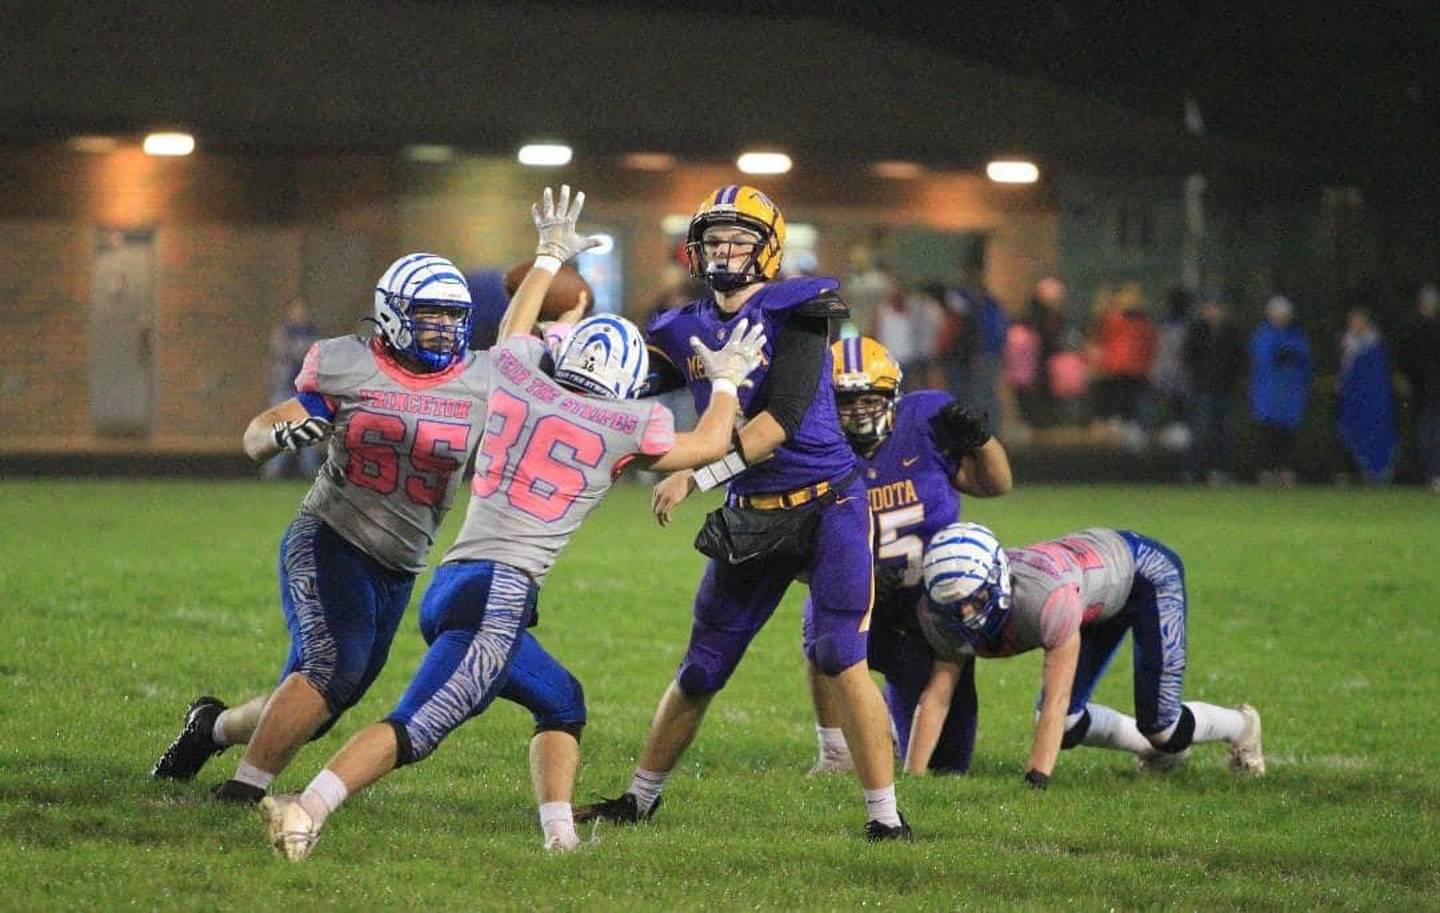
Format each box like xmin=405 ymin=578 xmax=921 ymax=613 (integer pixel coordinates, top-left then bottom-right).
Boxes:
xmin=295 ymin=336 xmax=490 ymax=574
xmin=999 ymin=528 xmax=1136 ymax=655
xmin=444 ymin=335 xmax=676 ymax=584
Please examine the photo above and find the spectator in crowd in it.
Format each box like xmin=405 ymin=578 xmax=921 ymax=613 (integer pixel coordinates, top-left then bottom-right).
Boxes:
xmin=1336 ymin=308 xmax=1397 ymax=483
xmin=1148 ymin=288 xmax=1194 ymax=435
xmin=1184 ymin=292 xmax=1246 ymax=484
xmin=841 ymin=239 xmax=895 ymax=341
xmin=970 ymin=283 xmax=1010 ymax=427
xmin=1047 ymin=329 xmax=1090 ymax=427
xmin=934 ymin=285 xmax=979 ymax=401
xmin=1092 ymin=281 xmax=1156 ymax=441
xmin=875 ymin=287 xmax=943 ymax=392
xmin=1026 ymin=276 xmax=1069 ymax=387
xmin=1249 ymin=295 xmax=1312 ymax=486
xmin=1003 ymin=311 xmax=1044 ymax=428
xmin=262 ymin=296 xmax=322 ymax=480
xmin=1394 ymin=283 xmax=1440 ymax=491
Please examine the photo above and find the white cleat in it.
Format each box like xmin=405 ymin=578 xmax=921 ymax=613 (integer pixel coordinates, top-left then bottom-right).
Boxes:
xmin=1229 ymin=704 xmax=1265 ymax=776
xmin=1136 ymin=747 xmax=1190 ymax=773
xmin=260 ymin=795 xmax=321 ymax=860
xmin=807 ymin=754 xmax=855 ymax=776
xmin=543 ymin=829 xmax=581 ymax=853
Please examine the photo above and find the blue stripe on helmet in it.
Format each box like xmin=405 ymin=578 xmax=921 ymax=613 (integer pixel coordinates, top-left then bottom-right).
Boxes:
xmin=719 ymin=185 xmax=739 ymax=205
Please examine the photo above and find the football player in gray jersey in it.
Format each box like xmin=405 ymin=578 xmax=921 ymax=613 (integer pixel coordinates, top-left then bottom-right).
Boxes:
xmin=259 ymin=186 xmax=770 ymax=859
xmin=152 ymin=250 xmax=500 ymax=804
xmin=913 ymin=523 xmax=1264 ymax=788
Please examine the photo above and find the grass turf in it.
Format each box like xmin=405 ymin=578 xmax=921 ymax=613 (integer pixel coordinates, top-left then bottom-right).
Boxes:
xmin=1 ymin=480 xmax=1437 ymax=910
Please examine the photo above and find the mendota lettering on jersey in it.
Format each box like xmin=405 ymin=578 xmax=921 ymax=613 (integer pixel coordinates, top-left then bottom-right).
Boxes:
xmin=684 ymin=350 xmax=769 ymax=381
xmin=869 ymin=478 xmax=921 ymax=512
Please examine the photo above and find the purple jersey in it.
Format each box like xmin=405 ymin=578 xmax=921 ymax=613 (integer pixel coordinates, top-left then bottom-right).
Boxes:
xmin=865 ymin=390 xmax=963 ymax=604
xmin=646 ymin=277 xmax=855 ymax=495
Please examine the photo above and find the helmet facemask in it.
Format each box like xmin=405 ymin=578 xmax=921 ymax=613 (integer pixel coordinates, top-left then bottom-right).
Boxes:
xmin=922 ymin=523 xmax=1013 ymax=646
xmin=373 ymin=253 xmax=473 ymax=373
xmin=686 ymin=223 xmax=771 ymax=292
xmin=390 ymin=299 xmax=473 ymax=372
xmin=836 ymin=390 xmax=896 ymax=455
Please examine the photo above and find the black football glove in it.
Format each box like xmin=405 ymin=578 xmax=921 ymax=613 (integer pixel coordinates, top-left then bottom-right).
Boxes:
xmin=1023 ymin=769 xmax=1050 ymax=790
xmin=271 ymin=416 xmax=331 ymax=451
xmin=929 ymin=401 xmax=991 ymax=462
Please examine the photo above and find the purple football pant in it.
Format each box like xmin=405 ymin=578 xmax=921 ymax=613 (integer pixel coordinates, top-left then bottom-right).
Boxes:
xmin=675 ymin=476 xmax=873 ymax=695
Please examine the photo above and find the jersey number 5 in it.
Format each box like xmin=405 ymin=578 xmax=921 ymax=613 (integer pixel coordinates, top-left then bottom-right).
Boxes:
xmin=876 ymin=503 xmax=926 ymax=586
xmin=471 ymin=389 xmax=605 ymax=522
xmin=344 ymin=411 xmax=470 ymax=507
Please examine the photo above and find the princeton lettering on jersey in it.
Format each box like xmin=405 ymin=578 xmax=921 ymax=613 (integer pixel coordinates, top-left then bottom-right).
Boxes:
xmin=358 ymin=389 xmax=473 ymax=420
xmin=868 ymin=478 xmax=920 ymax=512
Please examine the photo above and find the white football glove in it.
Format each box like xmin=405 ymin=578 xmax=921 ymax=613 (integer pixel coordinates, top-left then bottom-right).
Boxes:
xmin=271 ymin=416 xmax=331 ymax=451
xmin=689 ymin=318 xmax=768 ymax=392
xmin=532 ymin=185 xmax=603 ymax=262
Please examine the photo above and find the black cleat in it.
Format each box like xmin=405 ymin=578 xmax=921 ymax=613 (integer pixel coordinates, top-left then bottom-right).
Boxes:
xmin=151 ymin=696 xmax=229 ymax=781
xmin=864 ymin=814 xmax=914 ymax=842
xmin=212 ymin=778 xmax=267 ymax=805
xmin=573 ymin=792 xmax=660 ymax=825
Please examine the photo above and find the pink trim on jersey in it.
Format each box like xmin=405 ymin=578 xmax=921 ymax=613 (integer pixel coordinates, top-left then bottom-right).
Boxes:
xmin=544 ymin=322 xmax=574 ymax=359
xmin=369 ymin=338 xmax=468 ymax=390
xmin=295 ymin=342 xmax=323 ymax=393
xmin=639 ymin=402 xmax=677 ymax=456
xmin=1039 ymin=584 xmax=1083 ymax=649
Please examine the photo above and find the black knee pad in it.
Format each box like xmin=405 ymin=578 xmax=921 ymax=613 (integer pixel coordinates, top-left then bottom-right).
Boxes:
xmin=387 ymin=719 xmax=420 ymax=767
xmin=1155 ymin=705 xmax=1195 ymax=754
xmin=1060 ymin=709 xmax=1092 ymax=750
xmin=534 ymin=721 xmax=585 ymax=741
xmin=676 ymin=659 xmax=726 ymax=696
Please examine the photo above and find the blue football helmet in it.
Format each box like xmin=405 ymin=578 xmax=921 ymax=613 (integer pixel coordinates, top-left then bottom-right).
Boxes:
xmin=922 ymin=522 xmax=1013 ymax=645
xmin=373 ymin=253 xmax=474 ymax=372
xmin=553 ymin=314 xmax=650 ymax=399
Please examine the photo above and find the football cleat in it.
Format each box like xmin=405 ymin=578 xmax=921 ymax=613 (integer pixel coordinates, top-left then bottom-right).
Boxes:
xmin=1228 ymin=704 xmax=1265 ymax=776
xmin=260 ymin=795 xmax=321 ymax=861
xmin=151 ymin=696 xmax=228 ymax=781
xmin=213 ymin=778 xmax=267 ymax=805
xmin=1136 ymin=747 xmax=1190 ymax=773
xmin=573 ymin=792 xmax=659 ymax=825
xmin=864 ymin=814 xmax=914 ymax=842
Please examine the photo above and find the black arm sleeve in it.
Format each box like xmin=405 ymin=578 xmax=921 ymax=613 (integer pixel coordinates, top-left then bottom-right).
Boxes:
xmin=642 ymin=345 xmax=688 ymax=396
xmin=758 ymin=313 xmax=829 ymax=441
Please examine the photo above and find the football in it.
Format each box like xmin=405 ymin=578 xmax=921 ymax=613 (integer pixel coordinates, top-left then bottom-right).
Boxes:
xmin=503 ymin=261 xmax=594 ymax=321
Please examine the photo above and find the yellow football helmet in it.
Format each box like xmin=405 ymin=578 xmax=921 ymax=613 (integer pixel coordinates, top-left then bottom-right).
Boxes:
xmin=831 ymin=336 xmax=902 ymax=452
xmin=685 ymin=185 xmax=786 ymax=291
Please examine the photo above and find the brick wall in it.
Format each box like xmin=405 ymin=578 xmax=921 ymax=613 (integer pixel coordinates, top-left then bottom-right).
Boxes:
xmin=0 ymin=145 xmax=1055 ymax=454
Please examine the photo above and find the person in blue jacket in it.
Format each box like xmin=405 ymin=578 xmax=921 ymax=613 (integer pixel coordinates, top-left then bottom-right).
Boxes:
xmin=1249 ymin=296 xmax=1311 ymax=485
xmin=1337 ymin=308 xmax=1397 ymax=483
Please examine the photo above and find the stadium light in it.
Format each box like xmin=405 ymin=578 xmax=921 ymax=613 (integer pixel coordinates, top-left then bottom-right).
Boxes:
xmin=736 ymin=152 xmax=792 ymax=175
xmin=404 ymin=144 xmax=455 ymax=163
xmin=986 ymin=159 xmax=1039 ymax=183
xmin=143 ymin=132 xmax=195 ymax=156
xmin=623 ymin=152 xmax=676 ymax=171
xmin=518 ymin=143 xmax=573 ymax=167
xmin=68 ymin=135 xmax=119 ymax=154
xmin=871 ymin=160 xmax=925 ymax=179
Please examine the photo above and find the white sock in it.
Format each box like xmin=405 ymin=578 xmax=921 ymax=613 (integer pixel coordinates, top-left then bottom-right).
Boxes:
xmin=233 ymin=760 xmax=274 ymax=792
xmin=1081 ymin=703 xmax=1155 ymax=754
xmin=816 ymin=725 xmax=851 ymax=762
xmin=629 ymin=768 xmax=669 ymax=815
xmin=212 ymin=711 xmax=238 ymax=746
xmin=863 ymin=785 xmax=901 ymax=827
xmin=539 ymin=801 xmax=577 ymax=843
xmin=298 ymin=769 xmax=349 ymax=828
xmin=1185 ymin=702 xmax=1247 ymax=743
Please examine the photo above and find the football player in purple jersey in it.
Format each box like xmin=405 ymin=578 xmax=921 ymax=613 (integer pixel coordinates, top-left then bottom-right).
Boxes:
xmin=916 ymin=522 xmax=1264 ymax=787
xmin=575 ymin=186 xmax=912 ymax=840
xmin=807 ymin=337 xmax=1012 ymax=776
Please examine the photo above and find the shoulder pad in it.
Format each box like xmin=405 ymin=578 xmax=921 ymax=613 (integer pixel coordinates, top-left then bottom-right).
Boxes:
xmin=793 ymin=288 xmax=850 ymax=319
xmin=756 ymin=277 xmax=842 ymax=314
xmin=897 ymin=389 xmax=952 ymax=426
xmin=646 ymin=299 xmax=706 ymax=339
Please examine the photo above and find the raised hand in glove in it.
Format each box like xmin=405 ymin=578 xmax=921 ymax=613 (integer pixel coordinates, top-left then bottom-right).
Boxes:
xmin=272 ymin=416 xmax=331 ymax=451
xmin=532 ymin=185 xmax=602 ymax=262
xmin=689 ymin=318 xmax=768 ymax=395
xmin=929 ymin=400 xmax=991 ymax=461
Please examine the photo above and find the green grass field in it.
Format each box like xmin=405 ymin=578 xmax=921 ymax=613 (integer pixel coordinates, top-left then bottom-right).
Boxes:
xmin=2 ymin=480 xmax=1438 ymax=911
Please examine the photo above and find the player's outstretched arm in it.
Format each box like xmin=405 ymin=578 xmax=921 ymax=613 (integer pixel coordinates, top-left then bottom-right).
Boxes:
xmin=641 ymin=319 xmax=768 ymax=475
xmin=954 ymin=438 xmax=1013 ymax=498
xmin=496 ymin=185 xmax=601 ymax=341
xmin=1025 ymin=631 xmax=1080 ymax=785
xmin=931 ymin=401 xmax=1012 ymax=497
xmin=904 ymin=660 xmax=964 ymax=775
xmin=243 ymin=398 xmax=331 ymax=463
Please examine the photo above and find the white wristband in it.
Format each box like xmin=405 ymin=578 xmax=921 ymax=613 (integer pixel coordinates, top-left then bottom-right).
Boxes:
xmin=693 ymin=450 xmax=748 ymax=492
xmin=710 ymin=378 xmax=738 ymax=399
xmin=533 ymin=255 xmax=562 ymax=275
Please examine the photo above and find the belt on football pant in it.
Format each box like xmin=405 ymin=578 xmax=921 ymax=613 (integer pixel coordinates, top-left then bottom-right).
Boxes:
xmin=732 ymin=470 xmax=858 ymax=511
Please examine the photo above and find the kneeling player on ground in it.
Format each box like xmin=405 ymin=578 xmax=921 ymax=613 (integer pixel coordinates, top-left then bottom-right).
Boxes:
xmin=259 ymin=185 xmax=770 ymax=859
xmin=152 ymin=250 xmax=490 ymax=802
xmin=915 ymin=522 xmax=1265 ymax=786
xmin=808 ymin=337 xmax=1011 ymax=776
